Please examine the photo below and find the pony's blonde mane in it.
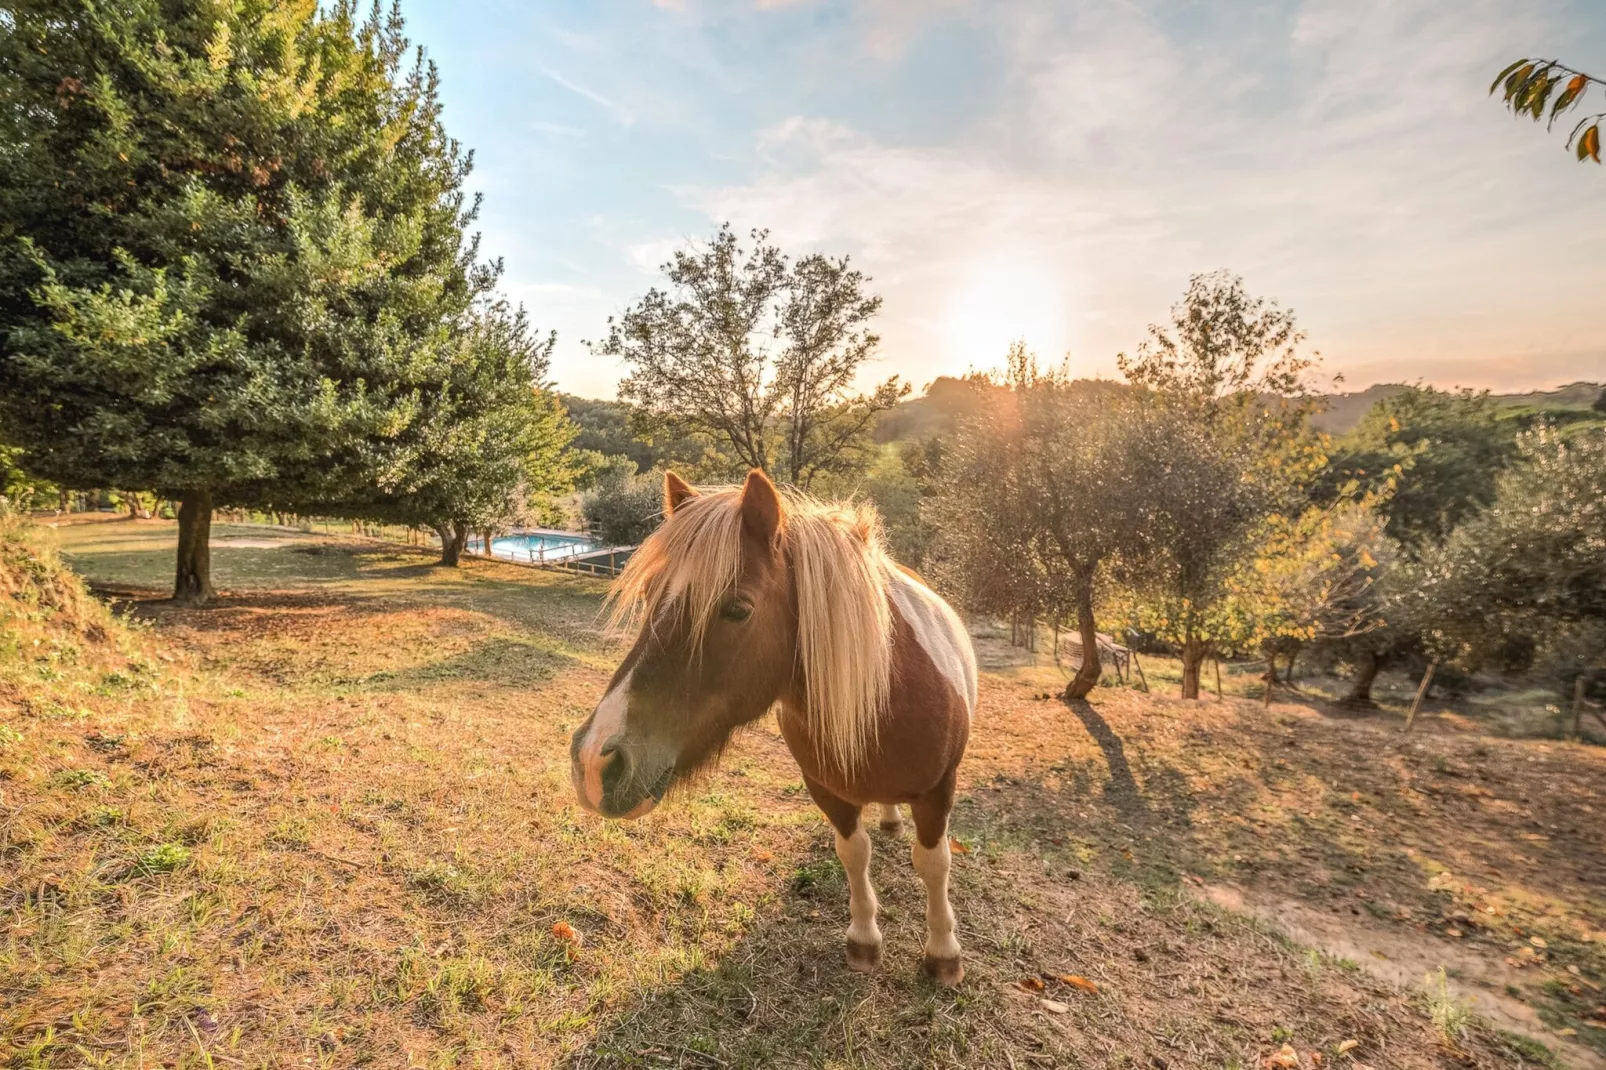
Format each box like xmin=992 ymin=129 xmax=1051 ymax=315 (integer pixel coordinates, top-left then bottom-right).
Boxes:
xmin=606 ymin=484 xmax=894 ymax=773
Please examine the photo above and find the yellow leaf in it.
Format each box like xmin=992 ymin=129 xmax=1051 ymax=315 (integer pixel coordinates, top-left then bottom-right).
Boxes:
xmin=1018 ymin=976 xmax=1045 ymax=992
xmin=1337 ymin=1039 xmax=1359 ymax=1054
xmin=1059 ymin=974 xmax=1099 ymax=994
xmin=1266 ymin=1043 xmax=1300 ymax=1068
xmin=550 ymin=921 xmax=581 ymax=944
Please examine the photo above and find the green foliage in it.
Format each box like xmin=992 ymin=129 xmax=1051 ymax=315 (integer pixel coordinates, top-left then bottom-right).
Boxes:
xmin=597 ymin=224 xmax=907 ymax=488
xmin=0 ymin=0 xmax=476 ymax=499
xmin=1491 ymin=59 xmax=1603 ymax=163
xmin=351 ymin=300 xmax=579 ymax=542
xmin=1325 ymin=387 xmax=1519 ymax=552
xmin=1110 ymin=273 xmax=1325 ymax=695
xmin=0 ymin=0 xmax=554 ymax=586
xmin=581 ymin=466 xmax=664 ymax=546
xmin=562 ymin=394 xmax=729 ymax=478
xmin=928 ymin=349 xmax=1141 ymax=695
xmin=1423 ymin=424 xmax=1606 ymax=678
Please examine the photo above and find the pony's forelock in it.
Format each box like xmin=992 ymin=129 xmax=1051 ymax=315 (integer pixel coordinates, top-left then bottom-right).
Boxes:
xmin=604 ymin=483 xmax=893 ymax=773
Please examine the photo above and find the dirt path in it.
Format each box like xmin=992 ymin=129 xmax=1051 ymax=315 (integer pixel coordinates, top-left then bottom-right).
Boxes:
xmin=1201 ymin=883 xmax=1606 ymax=1070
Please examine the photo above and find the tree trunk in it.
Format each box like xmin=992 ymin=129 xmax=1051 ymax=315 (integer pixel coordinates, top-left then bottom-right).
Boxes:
xmin=1180 ymin=636 xmax=1208 ymax=700
xmin=435 ymin=521 xmax=469 ymax=567
xmin=1063 ymin=592 xmax=1102 ymax=701
xmin=173 ymin=488 xmax=216 ymax=606
xmin=1344 ymin=649 xmax=1382 ymax=708
xmin=481 ymin=528 xmax=494 ymax=558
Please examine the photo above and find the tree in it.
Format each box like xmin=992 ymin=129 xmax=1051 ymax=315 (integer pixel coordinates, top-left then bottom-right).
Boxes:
xmin=1426 ymin=425 xmax=1606 ymax=680
xmin=930 ymin=347 xmax=1136 ymax=699
xmin=1233 ymin=498 xmax=1396 ymax=691
xmin=1491 ymin=59 xmax=1603 ymax=164
xmin=0 ymin=0 xmax=489 ymax=603
xmin=1114 ymin=272 xmax=1323 ymax=699
xmin=355 ymin=301 xmax=577 ymax=567
xmin=1323 ymin=387 xmax=1519 ymax=553
xmin=597 ymin=225 xmax=907 ymax=489
xmin=581 ymin=463 xmax=665 ymax=546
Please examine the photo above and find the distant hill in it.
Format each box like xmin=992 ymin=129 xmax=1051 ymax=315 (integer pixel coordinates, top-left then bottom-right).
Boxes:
xmin=564 ymin=379 xmax=1604 ymax=459
xmin=1310 ymin=381 xmax=1604 ymax=434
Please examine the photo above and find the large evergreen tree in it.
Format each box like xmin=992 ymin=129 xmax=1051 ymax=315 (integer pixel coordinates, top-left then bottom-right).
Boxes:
xmin=0 ymin=0 xmax=490 ymax=603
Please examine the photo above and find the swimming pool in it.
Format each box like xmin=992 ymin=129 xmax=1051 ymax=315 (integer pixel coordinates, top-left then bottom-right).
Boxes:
xmin=468 ymin=531 xmax=600 ymax=563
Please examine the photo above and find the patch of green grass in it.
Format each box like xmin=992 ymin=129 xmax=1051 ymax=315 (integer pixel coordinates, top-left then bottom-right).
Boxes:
xmin=133 ymin=842 xmax=192 ymax=876
xmin=1425 ymin=967 xmax=1473 ymax=1043
xmin=51 ymin=767 xmax=109 ymax=790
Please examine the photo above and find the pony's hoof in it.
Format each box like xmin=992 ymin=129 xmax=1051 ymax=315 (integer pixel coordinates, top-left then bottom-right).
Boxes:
xmin=846 ymin=938 xmax=882 ymax=973
xmin=922 ymin=954 xmax=964 ymax=987
xmin=878 ymin=818 xmax=903 ymax=834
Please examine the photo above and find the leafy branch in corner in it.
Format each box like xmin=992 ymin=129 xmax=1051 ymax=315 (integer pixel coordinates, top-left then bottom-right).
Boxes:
xmin=1492 ymin=58 xmax=1603 ymax=163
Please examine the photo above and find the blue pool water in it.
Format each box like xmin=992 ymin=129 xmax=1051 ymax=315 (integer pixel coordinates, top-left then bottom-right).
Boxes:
xmin=468 ymin=531 xmax=599 ymax=563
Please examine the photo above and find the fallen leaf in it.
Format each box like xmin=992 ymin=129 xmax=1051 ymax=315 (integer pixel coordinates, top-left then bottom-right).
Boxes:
xmin=1446 ymin=927 xmax=1464 ymax=937
xmin=1265 ymin=1043 xmax=1299 ymax=1069
xmin=949 ymin=837 xmax=969 ymax=854
xmin=1059 ymin=974 xmax=1100 ymax=995
xmin=1040 ymin=998 xmax=1069 ymax=1014
xmin=1530 ymin=935 xmax=1547 ymax=948
xmin=1018 ymin=976 xmax=1045 ymax=993
xmin=1337 ymin=1039 xmax=1359 ymax=1054
xmin=551 ymin=921 xmax=581 ymax=944
xmin=753 ymin=849 xmax=773 ymax=862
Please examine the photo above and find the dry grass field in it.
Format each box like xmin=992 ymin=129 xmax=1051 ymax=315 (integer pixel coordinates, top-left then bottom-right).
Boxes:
xmin=3 ymin=515 xmax=1603 ymax=1068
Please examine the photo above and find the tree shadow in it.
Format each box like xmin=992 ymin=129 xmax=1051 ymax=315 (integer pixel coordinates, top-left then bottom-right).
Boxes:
xmin=1064 ymin=698 xmax=1151 ymax=828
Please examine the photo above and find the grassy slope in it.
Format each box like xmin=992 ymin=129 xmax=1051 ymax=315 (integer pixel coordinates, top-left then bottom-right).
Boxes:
xmin=2 ymin=516 xmax=1601 ymax=1068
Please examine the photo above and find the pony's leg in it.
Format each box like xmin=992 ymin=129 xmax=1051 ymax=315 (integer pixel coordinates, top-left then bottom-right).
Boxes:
xmin=877 ymin=802 xmax=903 ymax=834
xmin=910 ymin=775 xmax=963 ymax=986
xmin=803 ymin=776 xmax=881 ymax=972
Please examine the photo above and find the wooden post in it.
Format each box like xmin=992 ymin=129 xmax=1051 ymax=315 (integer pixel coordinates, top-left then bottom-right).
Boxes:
xmin=1572 ymin=675 xmax=1586 ymax=740
xmin=1214 ymin=658 xmax=1224 ymax=700
xmin=1130 ymin=649 xmax=1149 ymax=693
xmin=1404 ymin=658 xmax=1438 ymax=733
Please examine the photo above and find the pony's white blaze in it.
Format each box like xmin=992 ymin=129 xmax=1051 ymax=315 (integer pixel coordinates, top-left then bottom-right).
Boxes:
xmin=575 ymin=669 xmax=631 ymax=813
xmin=887 ymin=570 xmax=977 ymax=716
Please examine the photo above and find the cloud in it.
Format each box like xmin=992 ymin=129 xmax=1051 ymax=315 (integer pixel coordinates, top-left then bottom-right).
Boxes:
xmin=674 ymin=0 xmax=1606 ymax=389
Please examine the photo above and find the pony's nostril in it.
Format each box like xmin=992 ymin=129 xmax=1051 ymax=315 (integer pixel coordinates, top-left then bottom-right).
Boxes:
xmin=599 ymin=744 xmax=629 ymax=793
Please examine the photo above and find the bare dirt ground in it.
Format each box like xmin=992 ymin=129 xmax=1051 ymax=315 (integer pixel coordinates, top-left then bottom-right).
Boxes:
xmin=2 ymin=517 xmax=1601 ymax=1068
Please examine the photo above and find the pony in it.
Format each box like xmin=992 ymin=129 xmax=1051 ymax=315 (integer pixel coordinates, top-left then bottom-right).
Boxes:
xmin=569 ymin=469 xmax=977 ymax=985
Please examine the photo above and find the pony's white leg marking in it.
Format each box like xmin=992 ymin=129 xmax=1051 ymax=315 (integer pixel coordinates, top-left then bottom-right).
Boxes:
xmin=878 ymin=802 xmax=903 ymax=831
xmin=913 ymin=830 xmax=962 ymax=977
xmin=835 ymin=827 xmax=882 ymax=970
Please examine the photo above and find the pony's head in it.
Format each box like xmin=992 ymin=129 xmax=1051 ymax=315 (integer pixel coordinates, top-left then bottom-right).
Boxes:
xmin=570 ymin=469 xmax=892 ymax=819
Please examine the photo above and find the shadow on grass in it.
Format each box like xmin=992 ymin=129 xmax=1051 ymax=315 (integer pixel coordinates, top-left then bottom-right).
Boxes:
xmin=568 ymin=827 xmax=1068 ymax=1070
xmin=363 ymin=635 xmax=581 ymax=691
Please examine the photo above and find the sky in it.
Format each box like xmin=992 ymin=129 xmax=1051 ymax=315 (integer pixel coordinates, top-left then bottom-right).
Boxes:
xmin=404 ymin=0 xmax=1606 ymax=400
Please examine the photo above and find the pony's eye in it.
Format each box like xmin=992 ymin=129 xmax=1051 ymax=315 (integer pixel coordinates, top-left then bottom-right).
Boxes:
xmin=720 ymin=599 xmax=753 ymax=623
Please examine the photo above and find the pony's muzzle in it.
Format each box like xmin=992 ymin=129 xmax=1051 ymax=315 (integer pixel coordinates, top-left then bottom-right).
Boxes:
xmin=571 ymin=733 xmax=666 ymax=820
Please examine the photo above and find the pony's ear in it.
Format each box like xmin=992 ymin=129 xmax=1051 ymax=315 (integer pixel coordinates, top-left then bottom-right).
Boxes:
xmin=740 ymin=469 xmax=783 ymax=545
xmin=663 ymin=471 xmax=698 ymax=517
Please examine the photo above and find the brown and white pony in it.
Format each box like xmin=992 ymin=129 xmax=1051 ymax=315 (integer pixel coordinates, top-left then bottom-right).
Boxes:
xmin=569 ymin=469 xmax=977 ymax=984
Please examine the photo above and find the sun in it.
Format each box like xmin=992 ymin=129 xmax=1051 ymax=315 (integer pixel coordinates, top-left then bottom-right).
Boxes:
xmin=943 ymin=253 xmax=1071 ymax=370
